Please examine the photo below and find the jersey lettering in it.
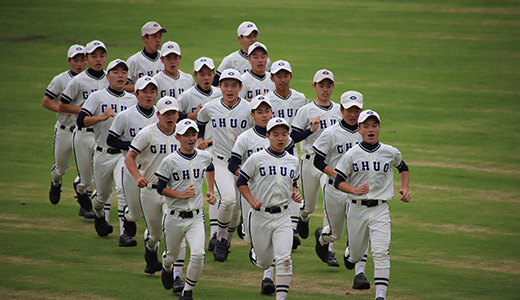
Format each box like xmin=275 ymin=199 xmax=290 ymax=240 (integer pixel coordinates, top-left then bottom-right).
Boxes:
xmin=82 ymin=89 xmax=97 ymax=100
xmin=212 ymin=118 xmax=248 ymax=129
xmin=258 ymin=166 xmax=296 ymax=178
xmin=101 ymin=104 xmax=128 ymax=113
xmin=171 ymin=168 xmax=205 ymax=182
xmin=182 ymin=170 xmax=190 ymax=180
xmin=160 ymin=89 xmax=185 ymax=98
xmin=352 ymin=161 xmax=391 ymax=173
xmin=336 ymin=142 xmax=359 ymax=154
xmin=150 ymin=143 xmax=178 ymax=154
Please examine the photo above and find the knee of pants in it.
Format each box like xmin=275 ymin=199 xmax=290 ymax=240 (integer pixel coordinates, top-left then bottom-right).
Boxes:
xmin=372 ymin=249 xmax=391 ymax=269
xmin=275 ymin=257 xmax=293 ymax=276
xmin=189 ymin=251 xmax=205 ymax=268
xmin=219 ymin=198 xmax=237 ymax=212
xmin=322 ymin=230 xmax=342 ymax=243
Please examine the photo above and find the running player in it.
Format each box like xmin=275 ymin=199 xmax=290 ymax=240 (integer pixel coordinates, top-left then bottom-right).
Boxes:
xmin=196 ymin=69 xmax=253 ymax=262
xmin=125 ymin=21 xmax=167 ymax=92
xmin=154 ymin=41 xmax=195 ymax=100
xmin=156 ymin=119 xmax=216 ymax=300
xmin=238 ymin=117 xmax=301 ymax=300
xmin=239 ymin=42 xmax=275 ymax=101
xmin=59 ymin=40 xmax=109 ymax=219
xmin=44 ymin=44 xmax=86 ymax=205
xmin=335 ymin=110 xmax=410 ymax=300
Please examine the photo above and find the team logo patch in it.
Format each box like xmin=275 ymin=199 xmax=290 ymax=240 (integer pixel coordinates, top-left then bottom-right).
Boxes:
xmin=258 ymin=96 xmax=265 ymax=100
xmin=276 ymin=119 xmax=283 ymax=123
xmin=168 ymin=45 xmax=174 ymax=49
xmin=350 ymin=96 xmax=357 ymax=100
xmin=76 ymin=47 xmax=82 ymax=51
xmin=367 ymin=111 xmax=374 ymax=115
xmin=154 ymin=23 xmax=159 ymax=27
xmin=201 ymin=58 xmax=206 ymax=62
xmin=247 ymin=24 xmax=253 ymax=28
xmin=165 ymin=100 xmax=172 ymax=105
xmin=184 ymin=120 xmax=192 ymax=125
xmin=228 ymin=72 xmax=235 ymax=76
xmin=278 ymin=62 xmax=284 ymax=66
xmin=323 ymin=71 xmax=329 ymax=75
xmin=94 ymin=42 xmax=99 ymax=46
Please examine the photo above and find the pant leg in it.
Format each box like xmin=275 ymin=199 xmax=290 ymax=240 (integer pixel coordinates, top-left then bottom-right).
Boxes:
xmin=122 ymin=165 xmax=143 ymax=222
xmin=51 ymin=123 xmax=74 ymax=183
xmin=300 ymin=155 xmax=324 ymax=218
xmin=184 ymin=213 xmax=206 ymax=291
xmin=72 ymin=129 xmax=96 ymax=194
xmin=369 ymin=203 xmax=391 ymax=270
xmin=92 ymin=151 xmax=118 ymax=213
xmin=345 ymin=202 xmax=370 ymax=263
xmin=321 ymin=180 xmax=348 ymax=243
xmin=141 ymin=187 xmax=164 ymax=248
xmin=250 ymin=210 xmax=274 ymax=270
xmin=214 ymin=158 xmax=240 ymax=237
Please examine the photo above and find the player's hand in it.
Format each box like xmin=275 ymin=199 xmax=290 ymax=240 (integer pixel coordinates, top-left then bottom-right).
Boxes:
xmin=292 ymin=189 xmax=302 ymax=203
xmin=206 ymin=191 xmax=216 ymax=205
xmin=197 ymin=138 xmax=211 ymax=150
xmin=354 ymin=183 xmax=369 ymax=195
xmin=135 ymin=176 xmax=149 ymax=188
xmin=187 ymin=104 xmax=202 ymax=120
xmin=310 ymin=116 xmax=321 ymax=133
xmin=249 ymin=198 xmax=262 ymax=210
xmin=398 ymin=188 xmax=411 ymax=202
xmin=101 ymin=107 xmax=115 ymax=120
xmin=181 ymin=185 xmax=196 ymax=199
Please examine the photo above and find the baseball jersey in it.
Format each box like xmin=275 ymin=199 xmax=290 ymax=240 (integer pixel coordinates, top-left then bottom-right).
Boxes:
xmin=312 ymin=121 xmax=362 ymax=170
xmin=81 ymin=88 xmax=137 ymax=148
xmin=108 ymin=104 xmax=158 ymax=156
xmin=45 ymin=70 xmax=76 ymax=127
xmin=154 ymin=70 xmax=195 ymax=100
xmin=239 ymin=71 xmax=276 ymax=102
xmin=196 ymin=98 xmax=253 ymax=159
xmin=239 ymin=148 xmax=299 ymax=207
xmin=231 ymin=126 xmax=295 ymax=163
xmin=216 ymin=50 xmax=272 ymax=76
xmin=265 ymin=89 xmax=309 ymax=126
xmin=61 ymin=69 xmax=109 ymax=121
xmin=155 ymin=149 xmax=214 ymax=211
xmin=129 ymin=122 xmax=180 ymax=184
xmin=335 ymin=142 xmax=403 ymax=201
xmin=291 ymin=101 xmax=342 ymax=155
xmin=126 ymin=50 xmax=163 ymax=84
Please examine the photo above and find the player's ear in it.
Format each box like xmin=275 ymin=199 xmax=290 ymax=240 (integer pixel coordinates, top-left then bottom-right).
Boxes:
xmin=175 ymin=134 xmax=180 ymax=142
xmin=160 ymin=56 xmax=165 ymax=63
xmin=141 ymin=35 xmax=147 ymax=43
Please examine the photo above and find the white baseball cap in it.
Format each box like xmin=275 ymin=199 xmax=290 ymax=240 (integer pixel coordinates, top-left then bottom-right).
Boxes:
xmin=358 ymin=110 xmax=381 ymax=124
xmin=313 ymin=69 xmax=334 ymax=84
xmin=161 ymin=41 xmax=181 ymax=57
xmin=219 ymin=68 xmax=242 ymax=83
xmin=247 ymin=42 xmax=268 ymax=56
xmin=176 ymin=119 xmax=199 ymax=135
xmin=85 ymin=40 xmax=107 ymax=54
xmin=194 ymin=57 xmax=215 ymax=72
xmin=156 ymin=96 xmax=180 ymax=114
xmin=135 ymin=76 xmax=158 ymax=92
xmin=270 ymin=60 xmax=292 ymax=74
xmin=340 ymin=91 xmax=363 ymax=109
xmin=141 ymin=21 xmax=167 ymax=36
xmin=67 ymin=44 xmax=85 ymax=58
xmin=237 ymin=21 xmax=259 ymax=37
xmin=267 ymin=117 xmax=290 ymax=132
xmin=106 ymin=59 xmax=128 ymax=73
xmin=250 ymin=95 xmax=272 ymax=111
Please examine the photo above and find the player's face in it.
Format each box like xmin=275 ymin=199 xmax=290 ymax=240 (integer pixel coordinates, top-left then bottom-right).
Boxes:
xmin=267 ymin=126 xmax=289 ymax=152
xmin=248 ymin=48 xmax=268 ymax=74
xmin=136 ymin=84 xmax=157 ymax=109
xmin=176 ymin=128 xmax=198 ymax=153
xmin=220 ymin=79 xmax=242 ymax=104
xmin=87 ymin=48 xmax=107 ymax=72
xmin=107 ymin=66 xmax=128 ymax=92
xmin=341 ymin=106 xmax=362 ymax=126
xmin=238 ymin=31 xmax=258 ymax=51
xmin=161 ymin=53 xmax=181 ymax=77
xmin=194 ymin=66 xmax=215 ymax=91
xmin=313 ymin=79 xmax=334 ymax=103
xmin=158 ymin=110 xmax=179 ymax=132
xmin=271 ymin=70 xmax=292 ymax=91
xmin=68 ymin=54 xmax=87 ymax=74
xmin=358 ymin=117 xmax=380 ymax=145
xmin=251 ymin=102 xmax=272 ymax=128
xmin=142 ymin=32 xmax=163 ymax=52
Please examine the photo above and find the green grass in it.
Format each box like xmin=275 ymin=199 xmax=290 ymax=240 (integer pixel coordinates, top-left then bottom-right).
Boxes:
xmin=1 ymin=0 xmax=519 ymax=299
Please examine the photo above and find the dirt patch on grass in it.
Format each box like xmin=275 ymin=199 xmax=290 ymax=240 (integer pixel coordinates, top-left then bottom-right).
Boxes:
xmin=409 ymin=160 xmax=520 ymax=176
xmin=0 ymin=213 xmax=91 ymax=232
xmin=412 ymin=183 xmax=520 ymax=203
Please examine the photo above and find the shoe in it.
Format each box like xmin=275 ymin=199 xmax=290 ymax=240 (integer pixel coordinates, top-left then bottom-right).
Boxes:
xmin=297 ymin=216 xmax=309 ymax=239
xmin=237 ymin=219 xmax=244 ymax=240
xmin=178 ymin=290 xmax=193 ymax=300
xmin=144 ymin=247 xmax=163 ymax=274
xmin=49 ymin=182 xmax=61 ymax=204
xmin=119 ymin=232 xmax=137 ymax=247
xmin=78 ymin=207 xmax=95 ymax=219
xmin=292 ymin=228 xmax=301 ymax=250
xmin=352 ymin=272 xmax=371 ymax=290
xmin=314 ymin=228 xmax=328 ymax=263
xmin=123 ymin=217 xmax=136 ymax=237
xmin=73 ymin=181 xmax=93 ymax=211
xmin=94 ymin=215 xmax=111 ymax=237
xmin=375 ymin=298 xmax=385 ymax=300
xmin=208 ymin=232 xmax=217 ymax=252
xmin=172 ymin=276 xmax=185 ymax=293
xmin=161 ymin=267 xmax=173 ymax=289
xmin=327 ymin=251 xmax=340 ymax=267
xmin=344 ymin=255 xmax=355 ymax=270
xmin=213 ymin=238 xmax=229 ymax=262
xmin=261 ymin=278 xmax=275 ymax=295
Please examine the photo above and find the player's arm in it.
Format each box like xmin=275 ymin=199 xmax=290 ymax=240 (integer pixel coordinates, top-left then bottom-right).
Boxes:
xmin=290 ymin=116 xmax=320 ymax=143
xmin=313 ymin=148 xmax=336 ymax=178
xmin=195 ymin=114 xmax=212 ymax=149
xmin=42 ymin=95 xmax=60 ymax=113
xmin=59 ymin=88 xmax=82 ymax=114
xmin=236 ymin=170 xmax=262 ymax=209
xmin=80 ymin=108 xmax=114 ymax=127
xmin=334 ymin=170 xmax=369 ymax=195
xmin=396 ymin=160 xmax=410 ymax=202
xmin=157 ymin=180 xmax=195 ymax=199
xmin=124 ymin=150 xmax=149 ymax=188
xmin=205 ymin=162 xmax=216 ymax=205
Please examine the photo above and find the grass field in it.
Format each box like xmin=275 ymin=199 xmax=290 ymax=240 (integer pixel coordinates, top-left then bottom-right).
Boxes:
xmin=1 ymin=0 xmax=519 ymax=299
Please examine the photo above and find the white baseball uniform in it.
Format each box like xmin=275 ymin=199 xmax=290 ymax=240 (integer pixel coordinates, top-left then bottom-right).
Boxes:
xmin=154 ymin=70 xmax=195 ymax=100
xmin=239 ymin=71 xmax=276 ymax=102
xmin=126 ymin=49 xmax=163 ymax=85
xmin=265 ymin=89 xmax=309 ymax=126
xmin=215 ymin=50 xmax=272 ymax=84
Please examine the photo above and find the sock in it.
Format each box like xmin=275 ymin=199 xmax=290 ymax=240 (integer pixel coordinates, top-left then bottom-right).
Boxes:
xmin=374 ymin=268 xmax=390 ymax=300
xmin=104 ymin=202 xmax=111 ymax=222
xmin=300 ymin=214 xmax=309 ymax=222
xmin=174 ymin=270 xmax=181 ymax=279
xmin=356 ymin=264 xmax=365 ymax=275
xmin=328 ymin=242 xmax=334 ymax=252
xmin=263 ymin=265 xmax=274 ymax=279
xmin=275 ymin=274 xmax=291 ymax=300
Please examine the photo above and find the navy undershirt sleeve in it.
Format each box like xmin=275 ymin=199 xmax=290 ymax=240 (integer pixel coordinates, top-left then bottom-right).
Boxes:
xmin=197 ymin=123 xmax=206 ymax=139
xmin=397 ymin=160 xmax=409 ymax=173
xmin=313 ymin=152 xmax=328 ymax=172
xmin=228 ymin=156 xmax=241 ymax=175
xmin=290 ymin=128 xmax=313 ymax=143
xmin=76 ymin=111 xmax=88 ymax=129
xmin=157 ymin=178 xmax=167 ymax=195
xmin=107 ymin=134 xmax=131 ymax=150
xmin=236 ymin=174 xmax=248 ymax=188
xmin=334 ymin=173 xmax=347 ymax=189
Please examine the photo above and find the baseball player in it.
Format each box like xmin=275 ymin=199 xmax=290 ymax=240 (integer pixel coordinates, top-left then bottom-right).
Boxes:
xmin=177 ymin=57 xmax=222 ymax=248
xmin=312 ymin=91 xmax=370 ymax=286
xmin=239 ymin=42 xmax=275 ymax=102
xmin=265 ymin=59 xmax=309 ymax=249
xmin=43 ymin=44 xmax=86 ymax=206
xmin=77 ymin=59 xmax=137 ymax=239
xmin=156 ymin=119 xmax=215 ymax=300
xmin=196 ymin=69 xmax=253 ymax=262
xmin=154 ymin=41 xmax=195 ymax=100
xmin=212 ymin=21 xmax=271 ymax=86
xmin=107 ymin=76 xmax=159 ymax=246
xmin=125 ymin=21 xmax=167 ymax=93
xmin=335 ymin=110 xmax=410 ymax=300
xmin=125 ymin=97 xmax=185 ymax=290
xmin=59 ymin=40 xmax=109 ymax=219
xmin=238 ymin=117 xmax=301 ymax=300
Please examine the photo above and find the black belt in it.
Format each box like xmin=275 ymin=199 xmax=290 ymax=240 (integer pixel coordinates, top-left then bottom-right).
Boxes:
xmin=351 ymin=200 xmax=386 ymax=207
xmin=328 ymin=179 xmax=334 ymax=185
xmin=96 ymin=146 xmax=121 ymax=154
xmin=216 ymin=156 xmax=229 ymax=162
xmin=170 ymin=209 xmax=200 ymax=219
xmin=79 ymin=127 xmax=94 ymax=132
xmin=257 ymin=205 xmax=288 ymax=214
xmin=60 ymin=125 xmax=75 ymax=132
xmin=305 ymin=154 xmax=312 ymax=160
